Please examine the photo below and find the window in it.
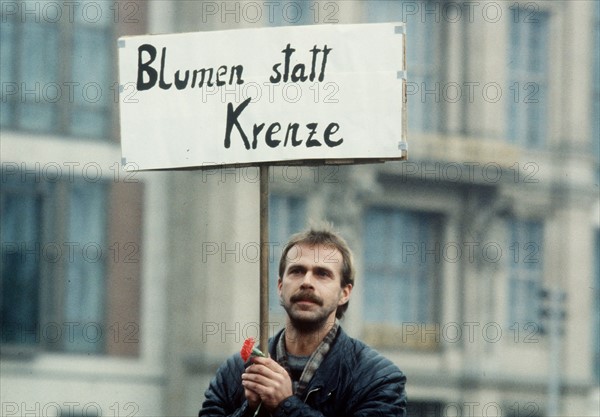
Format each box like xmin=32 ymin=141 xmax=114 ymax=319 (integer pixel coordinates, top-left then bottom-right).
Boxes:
xmin=365 ymin=0 xmax=443 ymax=133
xmin=268 ymin=194 xmax=306 ymax=311
xmin=506 ymin=219 xmax=544 ymax=325
xmin=594 ymin=231 xmax=600 ymax=383
xmin=62 ymin=180 xmax=109 ymax=353
xmin=507 ymin=8 xmax=550 ymax=147
xmin=593 ymin=1 xmax=600 ymax=178
xmin=363 ymin=207 xmax=441 ymax=324
xmin=0 ymin=0 xmax=116 ymax=139
xmin=0 ymin=173 xmax=49 ymax=348
xmin=0 ymin=169 xmax=143 ymax=356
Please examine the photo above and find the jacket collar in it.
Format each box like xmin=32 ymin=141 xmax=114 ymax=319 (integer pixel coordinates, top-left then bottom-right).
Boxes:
xmin=269 ymin=326 xmax=348 ymax=397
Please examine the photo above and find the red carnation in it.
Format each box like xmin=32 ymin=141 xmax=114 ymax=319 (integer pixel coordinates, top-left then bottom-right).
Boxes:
xmin=240 ymin=337 xmax=255 ymax=362
xmin=240 ymin=337 xmax=267 ymax=416
xmin=240 ymin=337 xmax=266 ymax=362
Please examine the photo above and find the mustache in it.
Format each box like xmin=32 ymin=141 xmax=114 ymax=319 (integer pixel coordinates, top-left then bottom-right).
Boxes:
xmin=290 ymin=291 xmax=323 ymax=306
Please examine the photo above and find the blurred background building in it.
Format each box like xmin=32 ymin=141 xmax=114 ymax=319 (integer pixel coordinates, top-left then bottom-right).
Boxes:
xmin=1 ymin=1 xmax=598 ymax=416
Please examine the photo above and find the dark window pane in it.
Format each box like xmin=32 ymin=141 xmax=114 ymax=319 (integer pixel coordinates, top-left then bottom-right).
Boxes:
xmin=62 ymin=180 xmax=109 ymax=353
xmin=1 ymin=180 xmax=44 ymax=345
xmin=0 ymin=18 xmax=16 ymax=127
xmin=70 ymin=26 xmax=112 ymax=138
xmin=364 ymin=207 xmax=440 ymax=324
xmin=19 ymin=23 xmax=59 ymax=132
xmin=507 ymin=219 xmax=544 ymax=324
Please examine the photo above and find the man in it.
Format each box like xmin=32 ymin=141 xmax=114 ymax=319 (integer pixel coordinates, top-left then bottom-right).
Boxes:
xmin=200 ymin=227 xmax=407 ymax=416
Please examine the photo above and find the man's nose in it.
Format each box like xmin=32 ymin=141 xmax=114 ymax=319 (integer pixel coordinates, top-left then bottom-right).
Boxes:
xmin=300 ymin=271 xmax=315 ymax=287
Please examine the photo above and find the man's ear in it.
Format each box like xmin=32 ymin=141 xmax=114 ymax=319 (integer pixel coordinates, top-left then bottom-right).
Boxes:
xmin=339 ymin=284 xmax=352 ymax=306
xmin=277 ymin=277 xmax=283 ymax=296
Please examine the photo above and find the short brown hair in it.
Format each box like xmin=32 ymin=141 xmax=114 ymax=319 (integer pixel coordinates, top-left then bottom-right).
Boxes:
xmin=278 ymin=227 xmax=355 ymax=319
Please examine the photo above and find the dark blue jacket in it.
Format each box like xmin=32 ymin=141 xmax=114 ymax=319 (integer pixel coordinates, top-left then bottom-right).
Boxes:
xmin=199 ymin=327 xmax=407 ymax=416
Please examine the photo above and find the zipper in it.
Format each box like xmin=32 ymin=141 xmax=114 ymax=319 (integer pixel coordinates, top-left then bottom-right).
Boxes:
xmin=304 ymin=387 xmax=336 ymax=404
xmin=303 ymin=387 xmax=322 ymax=403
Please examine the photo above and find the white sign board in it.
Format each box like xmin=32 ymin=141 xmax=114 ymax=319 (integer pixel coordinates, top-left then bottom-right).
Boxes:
xmin=118 ymin=22 xmax=406 ymax=170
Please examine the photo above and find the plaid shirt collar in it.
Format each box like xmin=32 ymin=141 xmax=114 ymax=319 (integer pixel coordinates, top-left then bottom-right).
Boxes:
xmin=276 ymin=320 xmax=340 ymax=398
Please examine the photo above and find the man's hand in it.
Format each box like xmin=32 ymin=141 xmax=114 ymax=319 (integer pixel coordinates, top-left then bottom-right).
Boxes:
xmin=241 ymin=356 xmax=293 ymax=411
xmin=242 ymin=382 xmax=261 ymax=411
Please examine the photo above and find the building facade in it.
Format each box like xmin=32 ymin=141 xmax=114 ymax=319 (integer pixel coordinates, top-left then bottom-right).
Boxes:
xmin=1 ymin=1 xmax=598 ymax=416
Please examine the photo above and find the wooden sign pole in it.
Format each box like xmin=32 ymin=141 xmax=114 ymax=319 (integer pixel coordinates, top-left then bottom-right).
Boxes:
xmin=259 ymin=165 xmax=270 ymax=353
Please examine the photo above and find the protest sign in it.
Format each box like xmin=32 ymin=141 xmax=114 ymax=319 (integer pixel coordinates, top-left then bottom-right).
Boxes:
xmin=118 ymin=22 xmax=406 ymax=170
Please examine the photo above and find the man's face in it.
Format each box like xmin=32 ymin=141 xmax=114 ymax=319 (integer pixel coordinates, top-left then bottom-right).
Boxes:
xmin=278 ymin=243 xmax=352 ymax=332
